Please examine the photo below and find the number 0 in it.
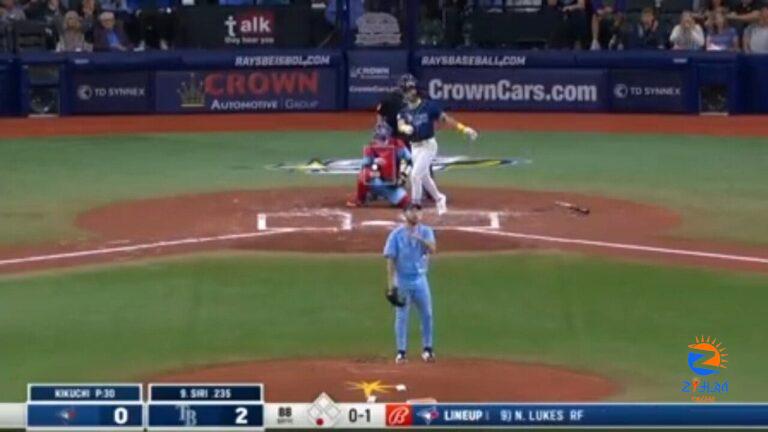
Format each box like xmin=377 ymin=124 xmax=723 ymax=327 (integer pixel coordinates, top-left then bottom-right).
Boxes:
xmin=114 ymin=407 xmax=128 ymax=425
xmin=235 ymin=407 xmax=248 ymax=425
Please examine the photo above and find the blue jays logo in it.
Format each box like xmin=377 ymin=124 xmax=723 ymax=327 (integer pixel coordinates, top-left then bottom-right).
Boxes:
xmin=58 ymin=407 xmax=77 ymax=424
xmin=417 ymin=407 xmax=440 ymax=425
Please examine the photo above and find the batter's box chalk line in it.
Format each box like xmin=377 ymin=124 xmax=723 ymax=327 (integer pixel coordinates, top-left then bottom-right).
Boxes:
xmin=256 ymin=209 xmax=505 ymax=232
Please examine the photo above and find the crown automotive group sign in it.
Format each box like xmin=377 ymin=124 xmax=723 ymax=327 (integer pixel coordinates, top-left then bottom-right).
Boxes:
xmin=155 ymin=69 xmax=339 ymax=112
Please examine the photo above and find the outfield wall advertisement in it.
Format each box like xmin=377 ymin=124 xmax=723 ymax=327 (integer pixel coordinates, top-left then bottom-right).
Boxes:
xmin=71 ymin=72 xmax=151 ymax=114
xmin=347 ymin=50 xmax=408 ymax=109
xmin=155 ymin=68 xmax=337 ymax=113
xmin=609 ymin=69 xmax=687 ymax=112
xmin=13 ymin=50 xmax=768 ymax=115
xmin=419 ymin=68 xmax=608 ymax=111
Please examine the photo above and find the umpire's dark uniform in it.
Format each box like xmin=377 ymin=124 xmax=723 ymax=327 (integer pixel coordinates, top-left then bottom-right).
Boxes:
xmin=376 ymin=90 xmax=408 ymax=146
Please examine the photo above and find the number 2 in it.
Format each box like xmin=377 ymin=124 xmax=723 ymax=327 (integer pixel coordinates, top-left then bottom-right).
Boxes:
xmin=235 ymin=407 xmax=248 ymax=425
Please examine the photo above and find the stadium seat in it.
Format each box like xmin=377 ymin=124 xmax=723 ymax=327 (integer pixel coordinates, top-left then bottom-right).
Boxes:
xmin=13 ymin=20 xmax=48 ymax=52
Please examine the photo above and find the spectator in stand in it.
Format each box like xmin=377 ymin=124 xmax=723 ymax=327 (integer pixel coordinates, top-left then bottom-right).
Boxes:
xmin=93 ymin=10 xmax=132 ymax=50
xmin=544 ymin=0 xmax=587 ymax=49
xmin=743 ymin=5 xmax=768 ymax=52
xmin=625 ymin=7 xmax=666 ymax=49
xmin=706 ymin=9 xmax=739 ymax=49
xmin=549 ymin=0 xmax=588 ymax=48
xmin=590 ymin=0 xmax=626 ymax=49
xmin=56 ymin=10 xmax=92 ymax=51
xmin=0 ymin=0 xmax=26 ymax=22
xmin=694 ymin=0 xmax=728 ymax=26
xmin=727 ymin=0 xmax=760 ymax=25
xmin=670 ymin=10 xmax=705 ymax=49
xmin=76 ymin=0 xmax=102 ymax=41
xmin=27 ymin=0 xmax=63 ymax=23
xmin=28 ymin=0 xmax=65 ymax=49
xmin=125 ymin=0 xmax=175 ymax=51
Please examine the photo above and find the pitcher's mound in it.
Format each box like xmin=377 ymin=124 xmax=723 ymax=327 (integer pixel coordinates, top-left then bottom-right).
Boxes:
xmin=152 ymin=358 xmax=620 ymax=402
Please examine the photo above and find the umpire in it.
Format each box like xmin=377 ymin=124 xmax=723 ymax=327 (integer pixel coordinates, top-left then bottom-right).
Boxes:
xmin=376 ymin=74 xmax=414 ymax=145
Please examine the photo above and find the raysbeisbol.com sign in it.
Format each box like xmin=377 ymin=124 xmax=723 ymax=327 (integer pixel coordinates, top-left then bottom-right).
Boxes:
xmin=420 ymin=68 xmax=607 ymax=111
xmin=155 ymin=69 xmax=337 ymax=112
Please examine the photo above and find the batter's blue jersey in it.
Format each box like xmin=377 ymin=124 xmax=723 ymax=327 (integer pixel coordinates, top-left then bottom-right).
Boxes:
xmin=383 ymin=224 xmax=436 ymax=284
xmin=398 ymin=99 xmax=444 ymax=142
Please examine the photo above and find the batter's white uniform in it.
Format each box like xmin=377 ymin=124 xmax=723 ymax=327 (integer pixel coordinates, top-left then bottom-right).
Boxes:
xmin=398 ymin=99 xmax=447 ymax=214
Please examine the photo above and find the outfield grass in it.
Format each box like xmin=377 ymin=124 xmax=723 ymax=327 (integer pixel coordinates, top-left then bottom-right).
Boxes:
xmin=1 ymin=130 xmax=767 ymax=245
xmin=0 ymin=251 xmax=765 ymax=402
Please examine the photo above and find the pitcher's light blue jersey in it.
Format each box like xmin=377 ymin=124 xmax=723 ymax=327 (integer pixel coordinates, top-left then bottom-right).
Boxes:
xmin=383 ymin=224 xmax=435 ymax=285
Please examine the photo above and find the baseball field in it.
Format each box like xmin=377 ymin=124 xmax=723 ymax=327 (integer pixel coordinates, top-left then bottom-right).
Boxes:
xmin=1 ymin=112 xmax=767 ymax=404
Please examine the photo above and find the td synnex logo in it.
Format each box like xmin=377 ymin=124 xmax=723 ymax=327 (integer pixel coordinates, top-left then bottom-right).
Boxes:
xmin=428 ymin=79 xmax=598 ymax=103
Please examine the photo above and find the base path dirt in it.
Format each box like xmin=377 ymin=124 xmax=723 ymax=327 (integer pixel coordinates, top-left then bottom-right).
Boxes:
xmin=1 ymin=186 xmax=768 ymax=273
xmin=150 ymin=358 xmax=620 ymax=402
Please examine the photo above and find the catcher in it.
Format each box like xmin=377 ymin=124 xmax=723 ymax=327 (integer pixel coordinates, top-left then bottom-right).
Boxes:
xmin=347 ymin=124 xmax=412 ymax=209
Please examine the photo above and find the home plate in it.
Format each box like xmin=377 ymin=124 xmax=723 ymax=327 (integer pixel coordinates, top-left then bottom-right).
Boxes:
xmin=360 ymin=220 xmax=397 ymax=227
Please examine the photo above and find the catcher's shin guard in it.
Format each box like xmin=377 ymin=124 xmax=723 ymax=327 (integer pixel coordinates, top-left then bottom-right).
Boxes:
xmin=396 ymin=194 xmax=411 ymax=210
xmin=356 ymin=173 xmax=369 ymax=204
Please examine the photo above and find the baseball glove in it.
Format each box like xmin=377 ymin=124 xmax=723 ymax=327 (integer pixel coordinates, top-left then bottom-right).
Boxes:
xmin=386 ymin=286 xmax=406 ymax=307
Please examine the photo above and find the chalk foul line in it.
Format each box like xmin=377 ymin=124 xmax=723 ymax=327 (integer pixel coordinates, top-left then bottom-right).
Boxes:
xmin=0 ymin=229 xmax=298 ymax=266
xmin=458 ymin=227 xmax=768 ymax=265
xmin=1 ymin=225 xmax=766 ymax=268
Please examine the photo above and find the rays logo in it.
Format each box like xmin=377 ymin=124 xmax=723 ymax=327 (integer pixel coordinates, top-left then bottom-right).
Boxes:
xmin=417 ymin=406 xmax=440 ymax=425
xmin=682 ymin=336 xmax=730 ymax=402
xmin=688 ymin=336 xmax=728 ymax=375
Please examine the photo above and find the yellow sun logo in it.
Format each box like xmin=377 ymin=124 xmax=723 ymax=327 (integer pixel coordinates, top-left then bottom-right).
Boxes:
xmin=688 ymin=336 xmax=728 ymax=373
xmin=348 ymin=380 xmax=397 ymax=399
xmin=347 ymin=380 xmax=407 ymax=402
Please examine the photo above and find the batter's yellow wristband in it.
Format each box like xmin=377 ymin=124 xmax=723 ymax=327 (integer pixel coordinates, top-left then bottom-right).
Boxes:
xmin=457 ymin=123 xmax=468 ymax=133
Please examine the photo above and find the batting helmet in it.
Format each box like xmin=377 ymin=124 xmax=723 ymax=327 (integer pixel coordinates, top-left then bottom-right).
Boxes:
xmin=398 ymin=74 xmax=418 ymax=92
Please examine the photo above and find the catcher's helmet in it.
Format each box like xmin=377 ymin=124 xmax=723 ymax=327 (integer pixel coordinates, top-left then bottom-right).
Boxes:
xmin=398 ymin=73 xmax=418 ymax=92
xmin=373 ymin=122 xmax=392 ymax=142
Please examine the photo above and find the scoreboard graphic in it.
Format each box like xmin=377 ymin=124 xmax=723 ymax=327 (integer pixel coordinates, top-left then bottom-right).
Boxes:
xmin=0 ymin=383 xmax=765 ymax=430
